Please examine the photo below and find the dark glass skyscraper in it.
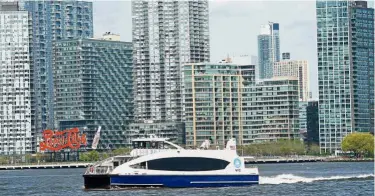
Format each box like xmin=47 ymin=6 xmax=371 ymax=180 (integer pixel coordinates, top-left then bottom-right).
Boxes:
xmin=307 ymin=101 xmax=319 ymax=144
xmin=22 ymin=1 xmax=93 ymax=133
xmin=316 ymin=0 xmax=374 ymax=153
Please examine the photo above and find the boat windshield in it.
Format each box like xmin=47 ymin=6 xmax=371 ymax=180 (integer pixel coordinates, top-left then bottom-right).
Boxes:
xmin=132 ymin=141 xmax=166 ymax=149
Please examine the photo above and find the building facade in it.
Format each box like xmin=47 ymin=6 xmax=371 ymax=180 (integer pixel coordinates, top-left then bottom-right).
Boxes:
xmin=22 ymin=1 xmax=93 ymax=133
xmin=220 ymin=55 xmax=259 ymax=83
xmin=184 ymin=63 xmax=299 ymax=146
xmin=282 ymin=52 xmax=291 ymax=60
xmin=258 ymin=22 xmax=280 ymax=79
xmin=243 ymin=77 xmax=300 ymax=143
xmin=0 ymin=2 xmax=33 ymax=154
xmin=299 ymin=101 xmax=308 ymax=141
xmin=273 ymin=60 xmax=309 ymax=101
xmin=306 ymin=101 xmax=319 ymax=144
xmin=184 ymin=63 xmax=255 ymax=147
xmin=130 ymin=0 xmax=210 ymax=144
xmin=53 ymin=36 xmax=133 ymax=149
xmin=316 ymin=0 xmax=374 ymax=153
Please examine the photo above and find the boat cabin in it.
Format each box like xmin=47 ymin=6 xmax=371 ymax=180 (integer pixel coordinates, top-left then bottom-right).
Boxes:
xmin=131 ymin=134 xmax=182 ymax=150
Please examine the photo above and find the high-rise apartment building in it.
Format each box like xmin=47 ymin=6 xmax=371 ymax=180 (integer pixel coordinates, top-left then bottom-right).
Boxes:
xmin=22 ymin=1 xmax=93 ymax=133
xmin=0 ymin=2 xmax=33 ymax=154
xmin=258 ymin=22 xmax=280 ymax=79
xmin=316 ymin=0 xmax=374 ymax=153
xmin=273 ymin=60 xmax=309 ymax=101
xmin=299 ymin=101 xmax=308 ymax=141
xmin=219 ymin=55 xmax=259 ymax=82
xmin=243 ymin=77 xmax=300 ymax=143
xmin=53 ymin=34 xmax=133 ymax=149
xmin=184 ymin=63 xmax=255 ymax=147
xmin=130 ymin=0 xmax=210 ymax=144
xmin=184 ymin=63 xmax=299 ymax=146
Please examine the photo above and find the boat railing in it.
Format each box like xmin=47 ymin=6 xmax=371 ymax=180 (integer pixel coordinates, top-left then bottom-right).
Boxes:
xmin=85 ymin=165 xmax=112 ymax=175
xmin=130 ymin=149 xmax=171 ymax=157
xmin=84 ymin=156 xmax=114 ymax=175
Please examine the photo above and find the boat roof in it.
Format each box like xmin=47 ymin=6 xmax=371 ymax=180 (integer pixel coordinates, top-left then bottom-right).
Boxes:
xmin=132 ymin=138 xmax=169 ymax=142
xmin=132 ymin=134 xmax=169 ymax=142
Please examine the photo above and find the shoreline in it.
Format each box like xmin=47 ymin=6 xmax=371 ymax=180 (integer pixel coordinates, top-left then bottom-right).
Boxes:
xmin=0 ymin=158 xmax=372 ymax=170
xmin=245 ymin=157 xmax=374 ymax=164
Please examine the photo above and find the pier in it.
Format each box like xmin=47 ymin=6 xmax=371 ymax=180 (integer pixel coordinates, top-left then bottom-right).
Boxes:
xmin=0 ymin=162 xmax=91 ymax=170
xmin=244 ymin=156 xmax=326 ymax=164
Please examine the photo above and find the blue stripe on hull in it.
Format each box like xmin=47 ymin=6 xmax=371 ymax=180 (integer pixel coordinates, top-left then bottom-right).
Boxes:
xmin=110 ymin=175 xmax=259 ymax=188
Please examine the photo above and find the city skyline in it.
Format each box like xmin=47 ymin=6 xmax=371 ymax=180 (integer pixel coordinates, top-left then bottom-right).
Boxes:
xmin=92 ymin=0 xmax=368 ymax=100
xmin=0 ymin=0 xmax=373 ymax=154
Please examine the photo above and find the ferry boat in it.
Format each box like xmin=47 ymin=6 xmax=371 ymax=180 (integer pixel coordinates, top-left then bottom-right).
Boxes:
xmin=83 ymin=135 xmax=259 ymax=189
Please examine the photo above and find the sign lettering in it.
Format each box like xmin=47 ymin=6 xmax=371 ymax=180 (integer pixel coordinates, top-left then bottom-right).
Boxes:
xmin=39 ymin=128 xmax=87 ymax=151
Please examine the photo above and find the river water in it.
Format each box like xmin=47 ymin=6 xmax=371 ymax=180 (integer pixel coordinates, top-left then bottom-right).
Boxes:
xmin=0 ymin=162 xmax=373 ymax=196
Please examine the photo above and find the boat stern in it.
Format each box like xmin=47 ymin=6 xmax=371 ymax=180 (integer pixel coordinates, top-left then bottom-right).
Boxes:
xmin=83 ymin=174 xmax=111 ymax=190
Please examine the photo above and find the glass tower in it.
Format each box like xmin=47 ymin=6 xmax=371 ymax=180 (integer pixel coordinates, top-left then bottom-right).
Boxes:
xmin=316 ymin=0 xmax=374 ymax=153
xmin=130 ymin=0 xmax=210 ymax=144
xmin=258 ymin=22 xmax=280 ymax=79
xmin=0 ymin=2 xmax=33 ymax=154
xmin=22 ymin=1 xmax=93 ymax=133
xmin=53 ymin=36 xmax=133 ymax=149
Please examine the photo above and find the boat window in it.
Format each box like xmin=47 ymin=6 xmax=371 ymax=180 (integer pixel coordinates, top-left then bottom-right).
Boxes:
xmin=130 ymin=161 xmax=146 ymax=169
xmin=132 ymin=141 xmax=139 ymax=149
xmin=145 ymin=157 xmax=229 ymax=171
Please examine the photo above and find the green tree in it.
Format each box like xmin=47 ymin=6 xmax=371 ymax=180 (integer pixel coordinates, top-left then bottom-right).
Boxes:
xmin=0 ymin=156 xmax=9 ymax=165
xmin=79 ymin=153 xmax=89 ymax=162
xmin=101 ymin=153 xmax=109 ymax=160
xmin=307 ymin=144 xmax=320 ymax=155
xmin=25 ymin=154 xmax=32 ymax=163
xmin=35 ymin=153 xmax=45 ymax=163
xmin=342 ymin=133 xmax=374 ymax=157
xmin=112 ymin=148 xmax=131 ymax=156
xmin=79 ymin=151 xmax=100 ymax=162
xmin=87 ymin=150 xmax=100 ymax=161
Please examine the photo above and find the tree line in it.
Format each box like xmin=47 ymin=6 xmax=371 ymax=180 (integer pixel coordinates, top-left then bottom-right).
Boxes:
xmin=237 ymin=140 xmax=321 ymax=156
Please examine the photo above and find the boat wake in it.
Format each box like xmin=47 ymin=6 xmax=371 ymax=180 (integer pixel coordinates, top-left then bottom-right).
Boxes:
xmin=259 ymin=174 xmax=374 ymax=184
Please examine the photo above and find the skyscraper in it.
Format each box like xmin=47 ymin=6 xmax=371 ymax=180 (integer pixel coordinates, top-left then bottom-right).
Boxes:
xmin=53 ymin=34 xmax=133 ymax=149
xmin=0 ymin=2 xmax=33 ymax=154
xmin=273 ymin=60 xmax=309 ymax=101
xmin=258 ymin=22 xmax=280 ymax=79
xmin=22 ymin=1 xmax=93 ymax=133
xmin=130 ymin=0 xmax=210 ymax=144
xmin=316 ymin=0 xmax=374 ymax=153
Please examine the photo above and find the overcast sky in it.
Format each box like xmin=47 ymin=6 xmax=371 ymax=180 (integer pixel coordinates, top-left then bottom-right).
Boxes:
xmin=92 ymin=0 xmax=375 ymax=100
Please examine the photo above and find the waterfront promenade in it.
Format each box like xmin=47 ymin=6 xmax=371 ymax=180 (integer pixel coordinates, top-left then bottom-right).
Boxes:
xmin=0 ymin=162 xmax=90 ymax=170
xmin=244 ymin=156 xmax=326 ymax=164
xmin=1 ymin=156 xmax=372 ymax=170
